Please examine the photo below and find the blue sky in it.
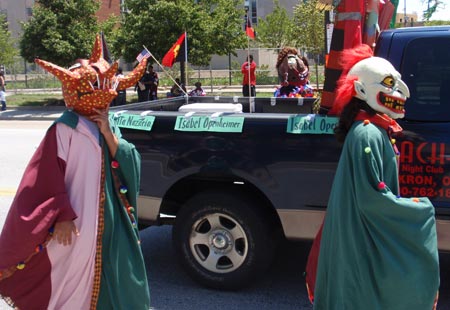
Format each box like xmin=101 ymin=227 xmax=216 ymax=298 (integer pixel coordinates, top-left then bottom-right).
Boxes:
xmin=397 ymin=0 xmax=449 ymax=21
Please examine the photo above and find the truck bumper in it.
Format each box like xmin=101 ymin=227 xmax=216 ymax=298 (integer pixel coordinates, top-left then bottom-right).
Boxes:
xmin=278 ymin=209 xmax=450 ymax=252
xmin=277 ymin=209 xmax=325 ymax=240
xmin=137 ymin=195 xmax=162 ymax=224
xmin=437 ymin=218 xmax=450 ymax=252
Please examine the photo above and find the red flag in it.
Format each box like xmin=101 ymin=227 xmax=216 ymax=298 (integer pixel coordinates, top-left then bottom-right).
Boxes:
xmin=162 ymin=33 xmax=186 ymax=67
xmin=378 ymin=0 xmax=395 ymax=31
xmin=245 ymin=14 xmax=256 ymax=39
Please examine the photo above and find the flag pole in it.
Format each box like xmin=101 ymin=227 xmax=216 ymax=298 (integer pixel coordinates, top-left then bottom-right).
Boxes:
xmin=245 ymin=11 xmax=254 ymax=112
xmin=184 ymin=31 xmax=188 ymax=65
xmin=247 ymin=35 xmax=251 ymax=100
xmin=184 ymin=31 xmax=188 ymax=88
xmin=143 ymin=45 xmax=188 ymax=98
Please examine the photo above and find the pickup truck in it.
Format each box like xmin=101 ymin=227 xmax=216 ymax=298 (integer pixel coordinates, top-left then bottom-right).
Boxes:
xmin=110 ymin=26 xmax=450 ymax=290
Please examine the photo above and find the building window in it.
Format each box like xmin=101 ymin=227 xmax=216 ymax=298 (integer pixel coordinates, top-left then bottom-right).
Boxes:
xmin=244 ymin=0 xmax=257 ymax=26
xmin=120 ymin=0 xmax=130 ymax=14
xmin=26 ymin=7 xmax=33 ymax=17
xmin=250 ymin=0 xmax=257 ymax=25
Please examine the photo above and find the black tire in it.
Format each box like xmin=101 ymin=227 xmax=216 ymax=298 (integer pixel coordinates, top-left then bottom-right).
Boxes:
xmin=172 ymin=190 xmax=276 ymax=290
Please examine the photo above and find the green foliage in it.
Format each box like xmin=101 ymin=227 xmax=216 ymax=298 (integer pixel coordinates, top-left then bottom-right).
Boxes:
xmin=157 ymin=64 xmax=202 ymax=87
xmin=116 ymin=0 xmax=246 ymax=66
xmin=293 ymin=0 xmax=325 ymax=55
xmin=424 ymin=20 xmax=450 ymax=26
xmin=7 ymin=75 xmax=61 ymax=89
xmin=0 ymin=14 xmax=18 ymax=66
xmin=256 ymin=64 xmax=273 ymax=84
xmin=6 ymin=93 xmax=64 ymax=107
xmin=255 ymin=0 xmax=296 ymax=48
xmin=230 ymin=59 xmax=242 ymax=80
xmin=20 ymin=0 xmax=101 ymax=67
xmin=292 ymin=0 xmax=325 ymax=89
xmin=422 ymin=0 xmax=444 ymax=21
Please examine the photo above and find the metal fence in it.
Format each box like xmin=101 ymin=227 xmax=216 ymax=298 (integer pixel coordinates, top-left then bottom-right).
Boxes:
xmin=2 ymin=48 xmax=325 ymax=90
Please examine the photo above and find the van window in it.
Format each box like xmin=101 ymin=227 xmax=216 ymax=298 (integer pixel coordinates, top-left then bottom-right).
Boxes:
xmin=401 ymin=37 xmax=450 ymax=121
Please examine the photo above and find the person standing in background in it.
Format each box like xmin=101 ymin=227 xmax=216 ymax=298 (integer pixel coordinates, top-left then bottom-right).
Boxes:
xmin=241 ymin=54 xmax=256 ymax=97
xmin=147 ymin=65 xmax=159 ymax=100
xmin=112 ymin=67 xmax=126 ymax=106
xmin=0 ymin=71 xmax=6 ymax=111
xmin=189 ymin=81 xmax=206 ymax=97
xmin=167 ymin=78 xmax=186 ymax=97
xmin=135 ymin=65 xmax=151 ymax=102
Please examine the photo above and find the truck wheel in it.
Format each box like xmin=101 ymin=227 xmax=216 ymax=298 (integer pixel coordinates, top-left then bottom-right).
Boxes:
xmin=172 ymin=190 xmax=276 ymax=290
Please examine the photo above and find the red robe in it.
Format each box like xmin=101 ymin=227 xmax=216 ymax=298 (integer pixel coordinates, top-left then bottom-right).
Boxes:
xmin=0 ymin=125 xmax=76 ymax=308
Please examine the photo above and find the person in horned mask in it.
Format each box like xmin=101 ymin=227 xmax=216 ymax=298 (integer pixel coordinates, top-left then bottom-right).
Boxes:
xmin=0 ymin=34 xmax=151 ymax=310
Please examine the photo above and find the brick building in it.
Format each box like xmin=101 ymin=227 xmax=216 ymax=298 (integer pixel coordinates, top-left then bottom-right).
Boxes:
xmin=96 ymin=0 xmax=124 ymax=22
xmin=396 ymin=12 xmax=422 ymax=27
xmin=0 ymin=0 xmax=124 ymax=39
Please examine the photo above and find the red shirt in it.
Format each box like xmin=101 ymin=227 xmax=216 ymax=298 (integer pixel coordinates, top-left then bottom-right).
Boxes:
xmin=241 ymin=61 xmax=256 ymax=86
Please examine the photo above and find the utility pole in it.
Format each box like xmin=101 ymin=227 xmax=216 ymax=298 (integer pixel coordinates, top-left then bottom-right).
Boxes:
xmin=404 ymin=0 xmax=407 ymax=27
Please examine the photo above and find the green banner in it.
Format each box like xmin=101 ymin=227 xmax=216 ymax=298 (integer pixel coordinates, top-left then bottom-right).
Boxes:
xmin=109 ymin=112 xmax=155 ymax=131
xmin=175 ymin=116 xmax=244 ymax=132
xmin=287 ymin=115 xmax=338 ymax=134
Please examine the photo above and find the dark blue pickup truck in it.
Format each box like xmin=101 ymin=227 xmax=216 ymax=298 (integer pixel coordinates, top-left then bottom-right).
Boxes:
xmin=111 ymin=26 xmax=450 ymax=290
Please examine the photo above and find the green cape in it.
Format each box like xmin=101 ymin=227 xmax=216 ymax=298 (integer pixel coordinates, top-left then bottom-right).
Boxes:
xmin=314 ymin=120 xmax=439 ymax=310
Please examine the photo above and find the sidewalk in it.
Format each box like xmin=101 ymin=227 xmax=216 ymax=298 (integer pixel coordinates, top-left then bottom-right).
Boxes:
xmin=0 ymin=106 xmax=65 ymax=121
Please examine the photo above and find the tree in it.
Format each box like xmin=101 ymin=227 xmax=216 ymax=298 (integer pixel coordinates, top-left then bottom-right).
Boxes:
xmin=0 ymin=14 xmax=18 ymax=67
xmin=20 ymin=0 xmax=101 ymax=67
xmin=254 ymin=0 xmax=296 ymax=48
xmin=116 ymin=0 xmax=246 ymax=66
xmin=292 ymin=0 xmax=325 ymax=55
xmin=292 ymin=0 xmax=325 ymax=89
xmin=423 ymin=0 xmax=444 ymax=21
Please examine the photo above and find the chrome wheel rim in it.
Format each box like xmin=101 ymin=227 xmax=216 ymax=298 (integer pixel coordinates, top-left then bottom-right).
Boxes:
xmin=189 ymin=213 xmax=248 ymax=273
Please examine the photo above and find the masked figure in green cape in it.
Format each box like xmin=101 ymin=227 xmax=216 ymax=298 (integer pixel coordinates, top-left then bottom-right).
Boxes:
xmin=310 ymin=44 xmax=440 ymax=310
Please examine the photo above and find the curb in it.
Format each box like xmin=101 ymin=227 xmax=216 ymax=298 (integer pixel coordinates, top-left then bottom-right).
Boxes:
xmin=8 ymin=106 xmax=66 ymax=111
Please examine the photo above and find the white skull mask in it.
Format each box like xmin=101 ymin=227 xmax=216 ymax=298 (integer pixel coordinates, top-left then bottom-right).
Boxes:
xmin=287 ymin=55 xmax=299 ymax=70
xmin=349 ymin=57 xmax=410 ymax=119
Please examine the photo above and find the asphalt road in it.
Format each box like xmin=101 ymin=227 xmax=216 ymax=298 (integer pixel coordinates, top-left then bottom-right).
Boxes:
xmin=141 ymin=226 xmax=314 ymax=310
xmin=0 ymin=120 xmax=449 ymax=310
